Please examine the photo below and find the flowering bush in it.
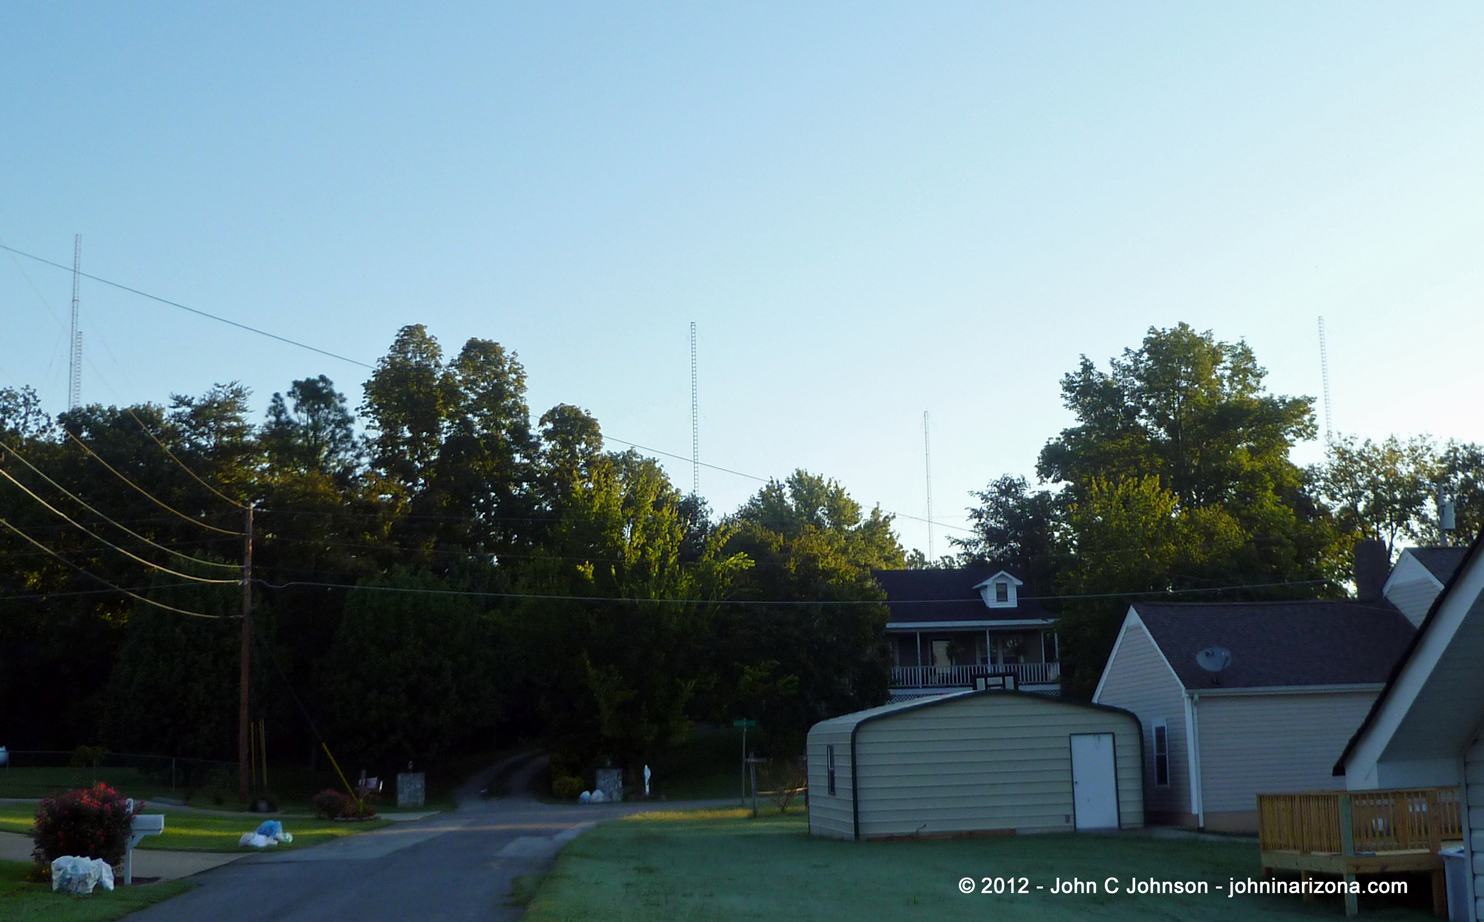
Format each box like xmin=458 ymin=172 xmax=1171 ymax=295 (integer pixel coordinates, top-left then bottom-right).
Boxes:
xmin=31 ymin=783 xmax=139 ymax=865
xmin=311 ymin=788 xmax=377 ymax=820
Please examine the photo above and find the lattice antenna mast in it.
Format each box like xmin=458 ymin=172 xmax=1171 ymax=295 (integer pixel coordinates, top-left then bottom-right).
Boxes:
xmin=68 ymin=235 xmax=82 ymax=410
xmin=690 ymin=322 xmax=699 ymax=497
xmin=1318 ymin=316 xmax=1332 ymax=444
xmin=924 ymin=410 xmax=934 ymax=561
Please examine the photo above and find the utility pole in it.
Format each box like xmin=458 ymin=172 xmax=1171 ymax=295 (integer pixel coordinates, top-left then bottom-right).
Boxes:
xmin=238 ymin=502 xmax=254 ymax=803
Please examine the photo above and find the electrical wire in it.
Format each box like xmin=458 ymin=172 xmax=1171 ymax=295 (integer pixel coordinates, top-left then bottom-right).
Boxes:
xmin=0 ymin=466 xmax=239 ymax=584
xmin=0 ymin=518 xmax=224 ymax=618
xmin=0 ymin=243 xmax=374 ymax=370
xmin=251 ymin=576 xmax=1333 ymax=606
xmin=0 ymin=442 xmax=239 ymax=570
xmin=124 ymin=408 xmax=245 ymax=509
xmin=64 ymin=430 xmax=244 ymax=535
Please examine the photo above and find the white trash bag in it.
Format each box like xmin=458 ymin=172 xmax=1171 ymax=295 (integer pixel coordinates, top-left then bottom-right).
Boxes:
xmin=589 ymin=789 xmax=606 ymax=803
xmin=578 ymin=791 xmax=591 ymax=804
xmin=51 ymin=856 xmax=115 ymax=895
xmin=237 ymin=833 xmax=277 ymax=848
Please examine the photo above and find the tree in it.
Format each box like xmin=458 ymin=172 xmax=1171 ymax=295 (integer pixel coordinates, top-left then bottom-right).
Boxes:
xmin=717 ymin=471 xmax=905 ymax=753
xmin=951 ymin=474 xmax=1060 ymax=593
xmin=1314 ymin=434 xmax=1436 ymax=559
xmin=262 ymin=375 xmax=362 ymax=477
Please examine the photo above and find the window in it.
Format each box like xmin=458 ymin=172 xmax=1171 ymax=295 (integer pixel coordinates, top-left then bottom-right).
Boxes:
xmin=995 ymin=581 xmax=1009 ymax=603
xmin=1153 ymin=721 xmax=1169 ymax=787
xmin=826 ymin=745 xmax=836 ymax=795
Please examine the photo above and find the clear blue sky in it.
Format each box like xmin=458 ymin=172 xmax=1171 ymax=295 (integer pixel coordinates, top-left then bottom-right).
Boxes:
xmin=3 ymin=2 xmax=1482 ymax=555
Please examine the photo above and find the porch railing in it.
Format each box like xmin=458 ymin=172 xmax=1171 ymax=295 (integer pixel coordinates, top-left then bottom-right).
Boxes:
xmin=1257 ymin=787 xmax=1461 ymax=854
xmin=890 ymin=661 xmax=1061 ymax=688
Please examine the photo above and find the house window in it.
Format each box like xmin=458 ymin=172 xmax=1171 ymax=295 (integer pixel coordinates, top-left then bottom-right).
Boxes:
xmin=1153 ymin=721 xmax=1169 ymax=787
xmin=827 ymin=745 xmax=836 ymax=795
xmin=995 ymin=581 xmax=1009 ymax=603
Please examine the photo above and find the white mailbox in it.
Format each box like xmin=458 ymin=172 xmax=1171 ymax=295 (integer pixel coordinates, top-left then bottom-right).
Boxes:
xmin=125 ymin=811 xmax=165 ymax=885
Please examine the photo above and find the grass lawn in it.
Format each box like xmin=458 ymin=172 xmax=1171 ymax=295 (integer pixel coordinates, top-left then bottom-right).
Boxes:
xmin=522 ymin=808 xmax=1438 ymax=922
xmin=645 ymin=725 xmax=758 ymax=802
xmin=0 ymin=767 xmax=183 ymax=802
xmin=0 ymin=804 xmax=390 ymax=852
xmin=0 ymin=859 xmax=192 ymax=921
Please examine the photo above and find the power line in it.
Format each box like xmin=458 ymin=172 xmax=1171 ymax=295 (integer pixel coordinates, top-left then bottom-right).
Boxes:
xmin=0 ymin=442 xmax=239 ymax=570
xmin=0 ymin=242 xmax=374 ymax=370
xmin=251 ymin=576 xmax=1333 ymax=606
xmin=64 ymin=430 xmax=244 ymax=535
xmin=125 ymin=407 xmax=245 ymax=509
xmin=0 ymin=466 xmax=238 ymax=584
xmin=0 ymin=518 xmax=222 ymax=618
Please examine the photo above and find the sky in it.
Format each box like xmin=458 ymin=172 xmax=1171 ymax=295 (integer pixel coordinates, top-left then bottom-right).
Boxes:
xmin=3 ymin=2 xmax=1482 ymax=557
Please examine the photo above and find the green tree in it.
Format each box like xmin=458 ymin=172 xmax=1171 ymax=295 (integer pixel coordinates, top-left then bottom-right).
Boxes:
xmin=262 ymin=375 xmax=362 ymax=478
xmin=951 ymin=474 xmax=1060 ymax=593
xmin=717 ymin=470 xmax=905 ymax=753
xmin=1314 ymin=434 xmax=1436 ymax=559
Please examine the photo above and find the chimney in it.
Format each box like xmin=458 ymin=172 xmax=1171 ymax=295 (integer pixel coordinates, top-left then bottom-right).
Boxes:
xmin=1353 ymin=538 xmax=1389 ymax=601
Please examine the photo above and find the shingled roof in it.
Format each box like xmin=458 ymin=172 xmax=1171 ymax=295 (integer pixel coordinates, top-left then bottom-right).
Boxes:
xmin=1406 ymin=546 xmax=1468 ymax=584
xmin=872 ymin=566 xmax=1050 ymax=625
xmin=1132 ymin=599 xmax=1416 ymax=690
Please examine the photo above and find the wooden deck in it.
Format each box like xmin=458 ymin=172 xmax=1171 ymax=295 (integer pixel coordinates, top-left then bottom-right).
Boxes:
xmin=1256 ymin=787 xmax=1460 ymax=917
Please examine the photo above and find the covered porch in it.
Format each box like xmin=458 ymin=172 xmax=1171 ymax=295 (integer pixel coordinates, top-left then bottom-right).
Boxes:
xmin=888 ymin=628 xmax=1060 ymax=691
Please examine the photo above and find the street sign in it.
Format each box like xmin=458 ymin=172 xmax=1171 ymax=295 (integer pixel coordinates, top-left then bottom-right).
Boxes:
xmin=732 ymin=719 xmax=757 ymax=728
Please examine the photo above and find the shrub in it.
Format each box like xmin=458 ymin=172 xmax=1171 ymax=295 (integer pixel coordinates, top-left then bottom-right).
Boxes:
xmin=551 ymin=775 xmax=585 ymax=800
xmin=32 ymin=783 xmax=140 ymax=865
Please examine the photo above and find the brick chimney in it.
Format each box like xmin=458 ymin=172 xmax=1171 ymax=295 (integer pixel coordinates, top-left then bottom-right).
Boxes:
xmin=1353 ymin=538 xmax=1389 ymax=601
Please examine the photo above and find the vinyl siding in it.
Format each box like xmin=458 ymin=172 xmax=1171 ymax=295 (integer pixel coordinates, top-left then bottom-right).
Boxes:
xmin=806 ymin=720 xmax=857 ymax=840
xmin=1195 ymin=691 xmax=1377 ymax=814
xmin=1466 ymin=734 xmax=1484 ymax=921
xmin=1386 ymin=578 xmax=1444 ymax=628
xmin=852 ymin=693 xmax=1143 ymax=837
xmin=1094 ymin=620 xmax=1191 ymax=817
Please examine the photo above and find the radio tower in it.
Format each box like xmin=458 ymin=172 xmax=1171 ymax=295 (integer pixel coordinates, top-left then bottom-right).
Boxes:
xmin=1318 ymin=316 xmax=1332 ymax=444
xmin=68 ymin=235 xmax=82 ymax=410
xmin=690 ymin=322 xmax=699 ymax=497
xmin=924 ymin=411 xmax=934 ymax=561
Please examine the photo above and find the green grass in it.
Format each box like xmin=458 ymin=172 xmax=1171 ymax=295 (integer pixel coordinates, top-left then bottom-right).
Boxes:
xmin=0 ymin=859 xmax=192 ymax=921
xmin=0 ymin=804 xmax=390 ymax=853
xmin=521 ymin=808 xmax=1438 ymax=922
xmin=0 ymin=767 xmax=185 ymax=802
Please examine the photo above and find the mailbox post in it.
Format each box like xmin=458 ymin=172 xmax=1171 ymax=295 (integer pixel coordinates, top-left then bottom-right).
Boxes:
xmin=125 ymin=805 xmax=165 ymax=885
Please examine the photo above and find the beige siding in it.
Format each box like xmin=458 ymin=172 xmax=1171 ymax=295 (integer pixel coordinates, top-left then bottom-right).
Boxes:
xmin=1466 ymin=734 xmax=1484 ymax=921
xmin=1386 ymin=578 xmax=1443 ymax=627
xmin=853 ymin=694 xmax=1143 ymax=837
xmin=806 ymin=719 xmax=857 ymax=840
xmin=1094 ymin=620 xmax=1191 ymax=818
xmin=1195 ymin=691 xmax=1376 ymax=814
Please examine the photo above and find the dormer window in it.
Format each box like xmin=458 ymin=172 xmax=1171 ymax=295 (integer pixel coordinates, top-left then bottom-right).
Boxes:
xmin=974 ymin=571 xmax=1023 ymax=609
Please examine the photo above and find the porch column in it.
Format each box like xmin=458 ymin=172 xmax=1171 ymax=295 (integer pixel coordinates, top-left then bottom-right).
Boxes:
xmin=985 ymin=629 xmax=991 ymax=667
xmin=915 ymin=631 xmax=922 ymax=669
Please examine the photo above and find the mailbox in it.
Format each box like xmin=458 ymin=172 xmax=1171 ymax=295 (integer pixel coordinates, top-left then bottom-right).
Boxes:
xmin=124 ymin=813 xmax=166 ymax=885
xmin=131 ymin=814 xmax=165 ymax=836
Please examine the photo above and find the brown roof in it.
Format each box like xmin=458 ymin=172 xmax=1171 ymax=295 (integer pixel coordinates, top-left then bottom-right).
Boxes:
xmin=1132 ymin=599 xmax=1416 ymax=690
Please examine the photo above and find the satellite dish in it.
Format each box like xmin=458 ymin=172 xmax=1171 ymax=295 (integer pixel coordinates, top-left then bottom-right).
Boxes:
xmin=1196 ymin=647 xmax=1232 ymax=673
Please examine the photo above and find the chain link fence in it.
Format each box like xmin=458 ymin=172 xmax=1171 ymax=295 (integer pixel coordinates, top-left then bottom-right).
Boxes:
xmin=0 ymin=749 xmax=238 ymax=803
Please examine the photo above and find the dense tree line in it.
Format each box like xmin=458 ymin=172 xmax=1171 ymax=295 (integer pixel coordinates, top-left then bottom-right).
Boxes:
xmin=953 ymin=323 xmax=1484 ymax=698
xmin=0 ymin=325 xmax=900 ymax=782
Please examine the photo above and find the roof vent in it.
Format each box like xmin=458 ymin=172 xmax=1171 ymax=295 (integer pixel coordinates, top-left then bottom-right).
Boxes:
xmin=1195 ymin=647 xmax=1232 ymax=674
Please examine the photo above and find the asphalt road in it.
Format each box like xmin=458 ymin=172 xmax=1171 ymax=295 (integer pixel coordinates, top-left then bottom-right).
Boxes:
xmin=126 ymin=753 xmax=688 ymax=922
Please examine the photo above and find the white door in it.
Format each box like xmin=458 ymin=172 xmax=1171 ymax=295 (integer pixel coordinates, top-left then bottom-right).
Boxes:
xmin=1070 ymin=733 xmax=1119 ymax=830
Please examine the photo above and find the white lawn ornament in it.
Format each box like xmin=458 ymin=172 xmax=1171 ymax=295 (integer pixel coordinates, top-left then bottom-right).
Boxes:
xmin=644 ymin=765 xmax=651 ymax=796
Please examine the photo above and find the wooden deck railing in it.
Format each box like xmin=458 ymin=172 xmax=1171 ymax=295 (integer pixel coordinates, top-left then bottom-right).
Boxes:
xmin=1258 ymin=787 xmax=1461 ymax=854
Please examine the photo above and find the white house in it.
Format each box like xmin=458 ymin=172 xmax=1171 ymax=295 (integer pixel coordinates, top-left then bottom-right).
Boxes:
xmin=1335 ymin=532 xmax=1484 ymax=920
xmin=1093 ymin=597 xmax=1415 ymax=833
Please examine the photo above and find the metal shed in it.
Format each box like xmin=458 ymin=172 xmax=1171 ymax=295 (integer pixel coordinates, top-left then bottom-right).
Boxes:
xmin=806 ymin=690 xmax=1144 ymax=840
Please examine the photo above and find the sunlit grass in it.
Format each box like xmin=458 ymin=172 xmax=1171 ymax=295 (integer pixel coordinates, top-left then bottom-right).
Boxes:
xmin=0 ymin=804 xmax=389 ymax=853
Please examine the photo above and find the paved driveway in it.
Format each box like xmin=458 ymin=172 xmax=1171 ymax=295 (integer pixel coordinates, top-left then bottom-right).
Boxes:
xmin=124 ymin=754 xmax=725 ymax=922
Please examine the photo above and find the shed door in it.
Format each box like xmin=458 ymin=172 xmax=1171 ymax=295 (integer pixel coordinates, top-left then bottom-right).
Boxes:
xmin=1070 ymin=733 xmax=1119 ymax=830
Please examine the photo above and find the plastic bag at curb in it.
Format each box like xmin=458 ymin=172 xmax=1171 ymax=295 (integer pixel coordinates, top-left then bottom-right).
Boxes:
xmin=51 ymin=856 xmax=115 ymax=895
xmin=238 ymin=833 xmax=277 ymax=848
